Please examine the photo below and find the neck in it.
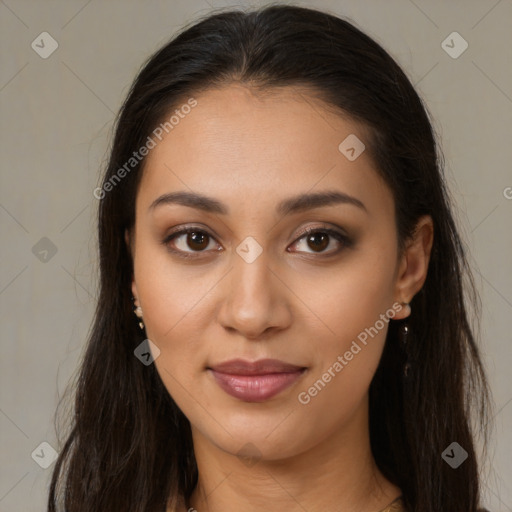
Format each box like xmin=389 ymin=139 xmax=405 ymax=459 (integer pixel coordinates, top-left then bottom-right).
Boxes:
xmin=186 ymin=402 xmax=401 ymax=512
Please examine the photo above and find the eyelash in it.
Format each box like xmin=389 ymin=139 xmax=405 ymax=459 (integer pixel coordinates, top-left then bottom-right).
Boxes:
xmin=161 ymin=225 xmax=353 ymax=260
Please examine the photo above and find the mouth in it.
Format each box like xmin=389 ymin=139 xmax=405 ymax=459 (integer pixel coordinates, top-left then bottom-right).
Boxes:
xmin=207 ymin=358 xmax=307 ymax=402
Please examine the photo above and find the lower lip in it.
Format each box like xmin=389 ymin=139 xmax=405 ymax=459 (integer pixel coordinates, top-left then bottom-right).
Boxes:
xmin=209 ymin=369 xmax=306 ymax=402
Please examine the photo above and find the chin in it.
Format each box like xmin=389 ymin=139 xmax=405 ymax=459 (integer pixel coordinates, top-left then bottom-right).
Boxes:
xmin=191 ymin=408 xmax=319 ymax=463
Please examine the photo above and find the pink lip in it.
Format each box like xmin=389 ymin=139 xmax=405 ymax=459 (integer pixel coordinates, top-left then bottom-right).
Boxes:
xmin=207 ymin=358 xmax=307 ymax=402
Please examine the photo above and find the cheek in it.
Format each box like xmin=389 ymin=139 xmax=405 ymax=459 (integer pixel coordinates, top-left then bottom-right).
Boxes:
xmin=293 ymin=240 xmax=397 ymax=348
xmin=292 ymin=242 xmax=397 ymax=405
xmin=132 ymin=243 xmax=211 ymax=389
xmin=133 ymin=237 xmax=213 ymax=339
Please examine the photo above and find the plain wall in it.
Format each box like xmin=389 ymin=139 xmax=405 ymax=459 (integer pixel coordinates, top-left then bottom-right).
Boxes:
xmin=1 ymin=0 xmax=511 ymax=510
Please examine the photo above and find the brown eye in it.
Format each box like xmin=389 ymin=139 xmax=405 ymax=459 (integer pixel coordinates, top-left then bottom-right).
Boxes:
xmin=305 ymin=232 xmax=329 ymax=252
xmin=184 ymin=231 xmax=210 ymax=251
xmin=163 ymin=228 xmax=218 ymax=258
xmin=162 ymin=225 xmax=352 ymax=260
xmin=290 ymin=228 xmax=351 ymax=255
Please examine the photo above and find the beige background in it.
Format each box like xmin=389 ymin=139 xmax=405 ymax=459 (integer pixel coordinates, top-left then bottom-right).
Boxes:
xmin=1 ymin=0 xmax=511 ymax=510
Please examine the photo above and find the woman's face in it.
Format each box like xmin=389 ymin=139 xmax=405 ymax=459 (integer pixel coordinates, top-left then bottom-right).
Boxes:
xmin=130 ymin=84 xmax=413 ymax=461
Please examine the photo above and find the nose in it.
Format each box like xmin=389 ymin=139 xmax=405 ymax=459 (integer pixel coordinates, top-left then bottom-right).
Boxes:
xmin=216 ymin=249 xmax=292 ymax=340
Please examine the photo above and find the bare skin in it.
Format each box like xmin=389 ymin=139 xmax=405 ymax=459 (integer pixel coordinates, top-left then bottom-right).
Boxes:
xmin=127 ymin=84 xmax=433 ymax=512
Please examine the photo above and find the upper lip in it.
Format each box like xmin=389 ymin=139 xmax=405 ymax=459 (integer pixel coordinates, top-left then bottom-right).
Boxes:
xmin=208 ymin=358 xmax=306 ymax=375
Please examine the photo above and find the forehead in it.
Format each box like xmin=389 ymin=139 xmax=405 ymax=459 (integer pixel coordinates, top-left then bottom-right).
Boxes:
xmin=137 ymin=84 xmax=393 ymax=218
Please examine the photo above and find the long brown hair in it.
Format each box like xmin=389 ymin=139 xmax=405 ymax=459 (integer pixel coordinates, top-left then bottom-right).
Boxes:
xmin=48 ymin=5 xmax=491 ymax=511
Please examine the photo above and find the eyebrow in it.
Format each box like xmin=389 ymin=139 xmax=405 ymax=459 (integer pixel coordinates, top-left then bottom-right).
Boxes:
xmin=149 ymin=190 xmax=367 ymax=216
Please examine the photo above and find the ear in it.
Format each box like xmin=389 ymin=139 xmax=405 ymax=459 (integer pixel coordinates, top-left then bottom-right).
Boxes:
xmin=125 ymin=228 xmax=139 ymax=303
xmin=393 ymin=215 xmax=434 ymax=320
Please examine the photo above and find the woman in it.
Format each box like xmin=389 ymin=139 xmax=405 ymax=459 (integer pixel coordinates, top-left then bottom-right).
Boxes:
xmin=48 ymin=5 xmax=491 ymax=512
